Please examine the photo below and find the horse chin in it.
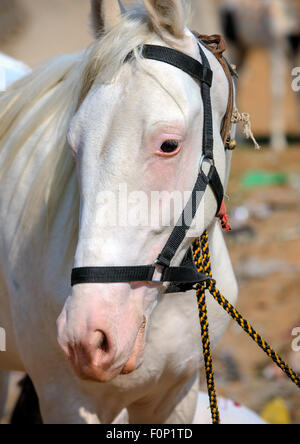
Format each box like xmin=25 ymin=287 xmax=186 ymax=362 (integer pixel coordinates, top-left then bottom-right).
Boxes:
xmin=121 ymin=317 xmax=146 ymax=375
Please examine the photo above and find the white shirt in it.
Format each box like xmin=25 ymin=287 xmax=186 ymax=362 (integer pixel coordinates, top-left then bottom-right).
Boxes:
xmin=0 ymin=53 xmax=31 ymax=91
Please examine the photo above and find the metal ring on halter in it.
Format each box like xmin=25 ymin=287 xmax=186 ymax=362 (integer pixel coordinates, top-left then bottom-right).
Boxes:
xmin=199 ymin=154 xmax=215 ymax=173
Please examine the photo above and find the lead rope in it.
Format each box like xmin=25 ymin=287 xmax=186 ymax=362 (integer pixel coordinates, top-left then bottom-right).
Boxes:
xmin=193 ymin=233 xmax=220 ymax=424
xmin=192 ymin=231 xmax=300 ymax=424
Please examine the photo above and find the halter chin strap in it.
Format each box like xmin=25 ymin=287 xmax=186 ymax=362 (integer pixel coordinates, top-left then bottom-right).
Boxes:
xmin=71 ymin=42 xmax=226 ymax=291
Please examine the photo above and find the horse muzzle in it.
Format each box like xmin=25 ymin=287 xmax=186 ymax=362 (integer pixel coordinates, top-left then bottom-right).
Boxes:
xmin=56 ymin=285 xmax=148 ymax=383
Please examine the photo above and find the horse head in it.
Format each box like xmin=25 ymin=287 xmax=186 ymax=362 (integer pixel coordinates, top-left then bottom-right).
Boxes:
xmin=57 ymin=0 xmax=230 ymax=383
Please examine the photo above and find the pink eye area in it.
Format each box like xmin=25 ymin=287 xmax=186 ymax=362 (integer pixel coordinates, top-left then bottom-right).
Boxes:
xmin=157 ymin=139 xmax=182 ymax=157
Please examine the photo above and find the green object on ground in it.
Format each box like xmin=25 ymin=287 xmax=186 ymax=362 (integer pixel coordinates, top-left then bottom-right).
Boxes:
xmin=241 ymin=170 xmax=288 ymax=189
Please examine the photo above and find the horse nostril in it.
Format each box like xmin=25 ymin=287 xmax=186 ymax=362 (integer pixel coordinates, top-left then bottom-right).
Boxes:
xmin=96 ymin=331 xmax=108 ymax=353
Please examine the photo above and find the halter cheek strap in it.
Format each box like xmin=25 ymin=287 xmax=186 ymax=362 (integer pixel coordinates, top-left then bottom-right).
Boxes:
xmin=71 ymin=43 xmax=226 ymax=291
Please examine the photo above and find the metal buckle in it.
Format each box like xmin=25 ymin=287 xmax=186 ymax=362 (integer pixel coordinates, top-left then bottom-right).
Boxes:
xmin=199 ymin=155 xmax=215 ymax=174
xmin=149 ymin=260 xmax=165 ymax=284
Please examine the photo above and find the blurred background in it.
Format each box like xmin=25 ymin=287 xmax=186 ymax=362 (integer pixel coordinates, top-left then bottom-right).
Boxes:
xmin=0 ymin=0 xmax=299 ymax=424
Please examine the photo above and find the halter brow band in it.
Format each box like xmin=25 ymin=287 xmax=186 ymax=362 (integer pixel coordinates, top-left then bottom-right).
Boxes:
xmin=138 ymin=45 xmax=213 ymax=87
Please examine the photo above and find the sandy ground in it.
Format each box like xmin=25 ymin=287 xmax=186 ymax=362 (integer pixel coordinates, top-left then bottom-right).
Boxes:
xmin=206 ymin=146 xmax=300 ymax=425
xmin=0 ymin=0 xmax=299 ymax=424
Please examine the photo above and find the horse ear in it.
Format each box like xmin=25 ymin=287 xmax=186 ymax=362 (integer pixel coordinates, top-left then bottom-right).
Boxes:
xmin=90 ymin=0 xmax=125 ymax=38
xmin=144 ymin=0 xmax=185 ymax=38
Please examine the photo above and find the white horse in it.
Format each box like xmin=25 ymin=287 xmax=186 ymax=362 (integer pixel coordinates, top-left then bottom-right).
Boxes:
xmin=0 ymin=0 xmax=263 ymax=424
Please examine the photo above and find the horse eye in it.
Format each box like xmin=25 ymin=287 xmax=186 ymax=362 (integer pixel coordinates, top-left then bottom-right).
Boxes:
xmin=160 ymin=140 xmax=180 ymax=154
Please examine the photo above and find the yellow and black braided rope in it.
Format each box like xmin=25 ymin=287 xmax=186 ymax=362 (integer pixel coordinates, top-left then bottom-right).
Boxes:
xmin=193 ymin=237 xmax=220 ymax=424
xmin=193 ymin=230 xmax=300 ymax=424
xmin=206 ymin=279 xmax=300 ymax=389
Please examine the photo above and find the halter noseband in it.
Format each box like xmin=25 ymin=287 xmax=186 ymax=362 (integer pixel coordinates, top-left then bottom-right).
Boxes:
xmin=71 ymin=42 xmax=228 ymax=292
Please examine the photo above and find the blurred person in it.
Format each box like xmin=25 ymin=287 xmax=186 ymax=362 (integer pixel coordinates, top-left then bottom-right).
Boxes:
xmin=221 ymin=0 xmax=300 ymax=151
xmin=0 ymin=0 xmax=24 ymax=46
xmin=0 ymin=0 xmax=29 ymax=89
xmin=190 ymin=0 xmax=300 ymax=151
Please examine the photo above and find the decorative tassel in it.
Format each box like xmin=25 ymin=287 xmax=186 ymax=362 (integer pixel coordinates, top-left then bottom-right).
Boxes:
xmin=216 ymin=200 xmax=232 ymax=232
xmin=231 ymin=107 xmax=261 ymax=150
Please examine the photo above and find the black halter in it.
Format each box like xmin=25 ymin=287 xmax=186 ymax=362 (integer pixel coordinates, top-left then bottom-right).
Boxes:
xmin=71 ymin=43 xmax=226 ymax=292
